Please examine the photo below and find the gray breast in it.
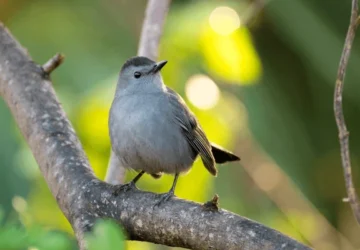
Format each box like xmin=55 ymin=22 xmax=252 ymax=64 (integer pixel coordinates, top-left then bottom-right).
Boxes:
xmin=109 ymin=93 xmax=196 ymax=175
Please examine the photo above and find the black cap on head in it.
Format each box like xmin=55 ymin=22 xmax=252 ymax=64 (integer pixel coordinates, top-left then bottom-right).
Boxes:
xmin=121 ymin=56 xmax=155 ymax=73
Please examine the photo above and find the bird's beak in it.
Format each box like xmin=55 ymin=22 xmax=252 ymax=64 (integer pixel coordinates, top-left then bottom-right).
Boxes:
xmin=152 ymin=60 xmax=167 ymax=73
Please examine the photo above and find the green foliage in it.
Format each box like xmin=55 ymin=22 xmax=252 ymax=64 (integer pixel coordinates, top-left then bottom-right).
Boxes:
xmin=85 ymin=220 xmax=125 ymax=250
xmin=0 ymin=208 xmax=75 ymax=250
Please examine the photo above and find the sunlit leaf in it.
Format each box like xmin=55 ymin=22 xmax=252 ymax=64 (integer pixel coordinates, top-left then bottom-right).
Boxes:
xmin=75 ymin=77 xmax=117 ymax=179
xmin=163 ymin=1 xmax=262 ymax=85
xmin=27 ymin=178 xmax=72 ymax=234
xmin=201 ymin=26 xmax=262 ymax=84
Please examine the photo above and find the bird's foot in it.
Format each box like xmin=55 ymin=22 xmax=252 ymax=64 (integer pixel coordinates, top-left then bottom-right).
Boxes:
xmin=113 ymin=181 xmax=136 ymax=196
xmin=154 ymin=191 xmax=175 ymax=207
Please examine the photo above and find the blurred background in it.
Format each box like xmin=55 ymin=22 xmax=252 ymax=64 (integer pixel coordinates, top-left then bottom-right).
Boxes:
xmin=0 ymin=0 xmax=360 ymax=249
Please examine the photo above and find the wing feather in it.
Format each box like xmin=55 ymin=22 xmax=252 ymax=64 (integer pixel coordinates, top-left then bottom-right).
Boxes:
xmin=166 ymin=87 xmax=217 ymax=176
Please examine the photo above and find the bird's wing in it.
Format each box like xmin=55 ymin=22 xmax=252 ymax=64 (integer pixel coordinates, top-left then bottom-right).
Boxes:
xmin=166 ymin=87 xmax=217 ymax=176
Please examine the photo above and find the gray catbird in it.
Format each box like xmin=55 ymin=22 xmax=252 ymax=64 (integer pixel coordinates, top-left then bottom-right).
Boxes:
xmin=109 ymin=56 xmax=240 ymax=203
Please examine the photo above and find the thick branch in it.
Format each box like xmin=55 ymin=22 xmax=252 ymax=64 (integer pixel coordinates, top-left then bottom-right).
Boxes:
xmin=334 ymin=0 xmax=360 ymax=225
xmin=137 ymin=0 xmax=171 ymax=60
xmin=0 ymin=23 xmax=311 ymax=250
xmin=105 ymin=152 xmax=126 ymax=185
xmin=106 ymin=0 xmax=171 ymax=185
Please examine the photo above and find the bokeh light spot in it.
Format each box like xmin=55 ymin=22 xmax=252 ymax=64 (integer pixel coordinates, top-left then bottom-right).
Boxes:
xmin=12 ymin=196 xmax=27 ymax=213
xmin=209 ymin=6 xmax=241 ymax=36
xmin=185 ymin=74 xmax=220 ymax=110
xmin=201 ymin=25 xmax=262 ymax=84
xmin=253 ymin=163 xmax=283 ymax=192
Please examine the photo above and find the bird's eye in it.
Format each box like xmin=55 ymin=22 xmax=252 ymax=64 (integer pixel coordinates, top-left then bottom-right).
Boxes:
xmin=134 ymin=72 xmax=141 ymax=78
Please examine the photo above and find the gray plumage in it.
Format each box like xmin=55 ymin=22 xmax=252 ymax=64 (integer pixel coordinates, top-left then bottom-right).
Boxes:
xmin=109 ymin=56 xmax=239 ymax=199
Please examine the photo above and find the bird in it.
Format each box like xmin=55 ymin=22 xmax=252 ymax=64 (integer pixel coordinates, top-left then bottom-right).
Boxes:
xmin=109 ymin=56 xmax=240 ymax=203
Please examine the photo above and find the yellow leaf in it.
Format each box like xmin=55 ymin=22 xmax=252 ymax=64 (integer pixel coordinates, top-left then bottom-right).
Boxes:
xmin=201 ymin=26 xmax=262 ymax=84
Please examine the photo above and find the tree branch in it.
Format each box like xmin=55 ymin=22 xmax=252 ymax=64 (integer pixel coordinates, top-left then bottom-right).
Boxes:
xmin=105 ymin=0 xmax=171 ymax=185
xmin=42 ymin=53 xmax=64 ymax=74
xmin=137 ymin=0 xmax=171 ymax=60
xmin=0 ymin=22 xmax=311 ymax=249
xmin=334 ymin=0 xmax=360 ymax=225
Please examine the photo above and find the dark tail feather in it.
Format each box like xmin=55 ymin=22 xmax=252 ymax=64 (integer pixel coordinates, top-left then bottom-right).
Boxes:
xmin=211 ymin=143 xmax=240 ymax=164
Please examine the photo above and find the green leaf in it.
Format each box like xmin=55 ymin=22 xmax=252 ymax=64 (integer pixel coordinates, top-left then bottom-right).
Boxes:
xmin=35 ymin=231 xmax=74 ymax=250
xmin=86 ymin=220 xmax=125 ymax=250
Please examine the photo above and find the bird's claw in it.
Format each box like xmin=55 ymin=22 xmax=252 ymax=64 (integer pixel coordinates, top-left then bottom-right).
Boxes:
xmin=154 ymin=191 xmax=174 ymax=207
xmin=113 ymin=181 xmax=136 ymax=196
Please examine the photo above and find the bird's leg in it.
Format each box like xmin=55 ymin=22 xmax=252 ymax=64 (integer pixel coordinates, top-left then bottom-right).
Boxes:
xmin=113 ymin=171 xmax=145 ymax=195
xmin=155 ymin=173 xmax=179 ymax=206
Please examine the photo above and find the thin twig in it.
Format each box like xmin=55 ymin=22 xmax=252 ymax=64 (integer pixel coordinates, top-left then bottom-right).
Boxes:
xmin=42 ymin=53 xmax=64 ymax=74
xmin=334 ymin=0 xmax=360 ymax=225
xmin=105 ymin=0 xmax=171 ymax=185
